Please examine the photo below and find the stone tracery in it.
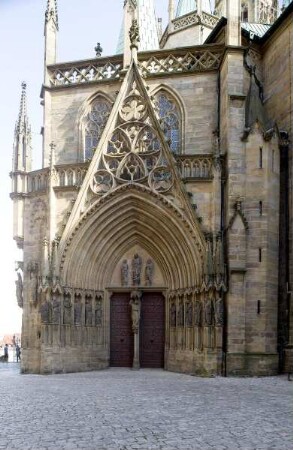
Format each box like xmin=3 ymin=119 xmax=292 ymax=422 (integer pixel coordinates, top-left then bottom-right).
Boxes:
xmin=84 ymin=97 xmax=112 ymax=160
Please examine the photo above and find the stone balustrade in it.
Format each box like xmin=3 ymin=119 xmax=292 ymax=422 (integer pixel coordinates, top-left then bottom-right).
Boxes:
xmin=27 ymin=156 xmax=213 ymax=194
xmin=47 ymin=46 xmax=224 ymax=87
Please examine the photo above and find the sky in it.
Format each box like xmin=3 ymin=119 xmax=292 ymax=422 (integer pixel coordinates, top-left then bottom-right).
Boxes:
xmin=0 ymin=0 xmax=285 ymax=337
xmin=0 ymin=0 xmax=170 ymax=337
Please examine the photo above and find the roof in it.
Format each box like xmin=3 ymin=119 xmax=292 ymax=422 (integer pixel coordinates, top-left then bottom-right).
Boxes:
xmin=176 ymin=0 xmax=212 ymax=17
xmin=205 ymin=1 xmax=293 ymax=45
xmin=241 ymin=22 xmax=271 ymax=38
xmin=176 ymin=0 xmax=197 ymax=17
xmin=116 ymin=0 xmax=159 ymax=54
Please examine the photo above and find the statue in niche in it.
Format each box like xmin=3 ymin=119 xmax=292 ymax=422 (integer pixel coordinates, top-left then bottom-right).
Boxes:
xmin=186 ymin=302 xmax=193 ymax=327
xmin=132 ymin=254 xmax=142 ymax=286
xmin=52 ymin=294 xmax=61 ymax=324
xmin=15 ymin=272 xmax=23 ymax=308
xmin=95 ymin=297 xmax=103 ymax=326
xmin=215 ymin=297 xmax=224 ymax=326
xmin=74 ymin=297 xmax=82 ymax=325
xmin=129 ymin=291 xmax=142 ymax=334
xmin=26 ymin=261 xmax=39 ymax=306
xmin=204 ymin=299 xmax=213 ymax=326
xmin=194 ymin=301 xmax=202 ymax=327
xmin=177 ymin=301 xmax=184 ymax=327
xmin=145 ymin=259 xmax=154 ymax=286
xmin=85 ymin=298 xmax=93 ymax=326
xmin=40 ymin=292 xmax=51 ymax=324
xmin=170 ymin=302 xmax=176 ymax=327
xmin=121 ymin=260 xmax=129 ymax=286
xmin=63 ymin=295 xmax=72 ymax=325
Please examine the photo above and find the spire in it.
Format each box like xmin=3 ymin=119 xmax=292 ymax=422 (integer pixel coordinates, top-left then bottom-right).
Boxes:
xmin=45 ymin=0 xmax=59 ymax=30
xmin=13 ymin=82 xmax=32 ymax=173
xmin=44 ymin=0 xmax=58 ymax=76
xmin=117 ymin=0 xmax=159 ymax=58
xmin=16 ymin=82 xmax=28 ymax=134
xmin=169 ymin=0 xmax=175 ymax=22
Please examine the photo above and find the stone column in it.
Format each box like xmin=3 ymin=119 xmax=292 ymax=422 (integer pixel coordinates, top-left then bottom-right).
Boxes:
xmin=130 ymin=291 xmax=142 ymax=370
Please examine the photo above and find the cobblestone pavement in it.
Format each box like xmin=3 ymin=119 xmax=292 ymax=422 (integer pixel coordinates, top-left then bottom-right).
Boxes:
xmin=0 ymin=364 xmax=292 ymax=450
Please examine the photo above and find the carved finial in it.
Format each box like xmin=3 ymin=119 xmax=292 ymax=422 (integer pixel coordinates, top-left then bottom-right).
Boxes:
xmin=45 ymin=0 xmax=59 ymax=30
xmin=95 ymin=42 xmax=103 ymax=57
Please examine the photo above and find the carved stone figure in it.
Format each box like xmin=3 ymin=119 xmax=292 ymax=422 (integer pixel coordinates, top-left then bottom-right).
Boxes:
xmin=27 ymin=261 xmax=39 ymax=306
xmin=85 ymin=298 xmax=93 ymax=326
xmin=177 ymin=301 xmax=184 ymax=327
xmin=215 ymin=297 xmax=224 ymax=326
xmin=63 ymin=295 xmax=72 ymax=325
xmin=40 ymin=297 xmax=50 ymax=324
xmin=15 ymin=272 xmax=23 ymax=308
xmin=132 ymin=254 xmax=142 ymax=286
xmin=145 ymin=259 xmax=154 ymax=286
xmin=129 ymin=19 xmax=140 ymax=49
xmin=186 ymin=302 xmax=193 ymax=327
xmin=204 ymin=299 xmax=213 ymax=326
xmin=74 ymin=298 xmax=82 ymax=325
xmin=121 ymin=260 xmax=129 ymax=286
xmin=129 ymin=291 xmax=142 ymax=334
xmin=52 ymin=294 xmax=61 ymax=324
xmin=95 ymin=297 xmax=103 ymax=326
xmin=194 ymin=301 xmax=202 ymax=326
xmin=170 ymin=302 xmax=176 ymax=327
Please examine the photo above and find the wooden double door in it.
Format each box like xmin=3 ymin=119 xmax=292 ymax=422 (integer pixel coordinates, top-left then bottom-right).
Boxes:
xmin=110 ymin=292 xmax=165 ymax=368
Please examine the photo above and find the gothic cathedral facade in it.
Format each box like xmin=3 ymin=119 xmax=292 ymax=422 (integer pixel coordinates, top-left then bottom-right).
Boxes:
xmin=11 ymin=0 xmax=293 ymax=375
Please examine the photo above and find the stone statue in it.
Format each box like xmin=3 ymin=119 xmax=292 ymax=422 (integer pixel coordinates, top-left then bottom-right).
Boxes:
xmin=170 ymin=302 xmax=176 ymax=327
xmin=121 ymin=260 xmax=129 ymax=286
xmin=63 ymin=295 xmax=72 ymax=325
xmin=129 ymin=19 xmax=140 ymax=49
xmin=204 ymin=299 xmax=213 ymax=326
xmin=186 ymin=302 xmax=193 ymax=327
xmin=15 ymin=272 xmax=23 ymax=308
xmin=177 ymin=301 xmax=184 ymax=327
xmin=132 ymin=254 xmax=142 ymax=286
xmin=194 ymin=301 xmax=202 ymax=327
xmin=129 ymin=291 xmax=142 ymax=334
xmin=85 ymin=298 xmax=93 ymax=326
xmin=74 ymin=298 xmax=82 ymax=325
xmin=52 ymin=294 xmax=61 ymax=324
xmin=145 ymin=259 xmax=154 ymax=286
xmin=215 ymin=297 xmax=224 ymax=326
xmin=95 ymin=298 xmax=103 ymax=326
xmin=27 ymin=261 xmax=39 ymax=306
xmin=40 ymin=296 xmax=51 ymax=324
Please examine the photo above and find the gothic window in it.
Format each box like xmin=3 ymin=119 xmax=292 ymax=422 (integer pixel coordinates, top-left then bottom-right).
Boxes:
xmin=84 ymin=97 xmax=111 ymax=161
xmin=155 ymin=92 xmax=181 ymax=154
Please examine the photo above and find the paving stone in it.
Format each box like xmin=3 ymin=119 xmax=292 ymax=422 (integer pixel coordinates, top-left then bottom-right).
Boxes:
xmin=0 ymin=364 xmax=292 ymax=450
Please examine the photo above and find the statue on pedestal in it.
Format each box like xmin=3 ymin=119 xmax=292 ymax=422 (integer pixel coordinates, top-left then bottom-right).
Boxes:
xmin=129 ymin=291 xmax=142 ymax=334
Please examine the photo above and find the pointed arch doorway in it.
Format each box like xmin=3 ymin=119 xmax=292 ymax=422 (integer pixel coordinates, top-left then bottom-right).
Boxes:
xmin=110 ymin=290 xmax=165 ymax=369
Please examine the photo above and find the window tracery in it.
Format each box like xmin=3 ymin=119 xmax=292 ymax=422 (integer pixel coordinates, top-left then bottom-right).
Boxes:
xmin=155 ymin=92 xmax=181 ymax=154
xmin=84 ymin=97 xmax=111 ymax=161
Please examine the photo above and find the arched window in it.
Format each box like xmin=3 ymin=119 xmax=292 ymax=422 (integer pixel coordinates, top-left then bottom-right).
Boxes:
xmin=84 ymin=97 xmax=112 ymax=160
xmin=155 ymin=91 xmax=181 ymax=154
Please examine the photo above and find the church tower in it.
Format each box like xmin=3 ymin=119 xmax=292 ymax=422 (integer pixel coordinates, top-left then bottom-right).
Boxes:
xmin=215 ymin=0 xmax=279 ymax=23
xmin=10 ymin=82 xmax=32 ymax=249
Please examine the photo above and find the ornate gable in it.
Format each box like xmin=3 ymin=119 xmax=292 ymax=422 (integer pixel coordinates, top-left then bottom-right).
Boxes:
xmin=59 ymin=60 xmax=203 ymax=252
